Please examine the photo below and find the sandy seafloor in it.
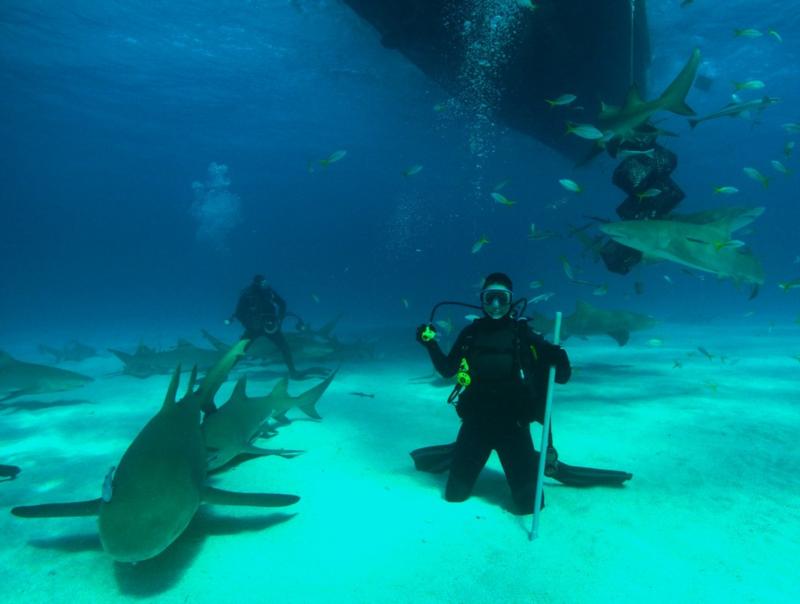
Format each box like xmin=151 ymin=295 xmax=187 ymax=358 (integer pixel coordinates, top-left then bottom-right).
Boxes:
xmin=1 ymin=322 xmax=798 ymax=604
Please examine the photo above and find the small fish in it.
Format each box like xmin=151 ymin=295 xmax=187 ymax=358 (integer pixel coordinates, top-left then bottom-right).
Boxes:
xmin=771 ymin=160 xmax=791 ymax=175
xmin=617 ymin=148 xmax=655 ymax=160
xmin=319 ymin=150 xmax=347 ymax=167
xmin=491 ymin=192 xmax=516 ymax=206
xmin=697 ymin=346 xmax=714 ymax=361
xmin=782 ymin=123 xmax=800 ymax=134
xmin=768 ymin=28 xmax=783 ymax=43
xmin=529 ymin=292 xmax=555 ymax=304
xmin=471 ymin=235 xmax=489 ymax=254
xmin=401 ymin=298 xmax=409 ymax=309
xmin=743 ymin=166 xmax=769 ymax=188
xmin=785 ymin=141 xmax=795 ymax=159
xmin=673 ymin=359 xmax=683 ymax=369
xmin=433 ymin=102 xmax=446 ymax=113
xmin=778 ymin=278 xmax=800 ymax=292
xmin=311 ymin=294 xmax=320 ymax=303
xmin=734 ymin=80 xmax=765 ymax=91
xmin=560 ymin=256 xmax=575 ymax=280
xmin=636 ymin=188 xmax=662 ymax=201
xmin=592 ymin=284 xmax=608 ymax=296
xmin=565 ymin=122 xmax=606 ymax=140
xmin=528 ymin=224 xmax=557 ymax=240
xmin=464 ymin=314 xmax=480 ymax=322
xmin=734 ymin=28 xmax=763 ymax=38
xmin=743 ymin=311 xmax=755 ymax=318
xmin=647 ymin=338 xmax=663 ymax=347
xmin=663 ymin=275 xmax=674 ymax=285
xmin=493 ymin=178 xmax=511 ymax=192
xmin=529 ymin=280 xmax=543 ymax=289
xmin=713 ymin=239 xmax=745 ymax=251
xmin=559 ymin=178 xmax=583 ymax=193
xmin=403 ymin=164 xmax=423 ymax=177
xmin=713 ymin=186 xmax=739 ymax=195
xmin=435 ymin=318 xmax=454 ymax=335
xmin=349 ymin=392 xmax=375 ymax=399
xmin=545 ymin=93 xmax=577 ymax=107
xmin=516 ymin=0 xmax=537 ymax=10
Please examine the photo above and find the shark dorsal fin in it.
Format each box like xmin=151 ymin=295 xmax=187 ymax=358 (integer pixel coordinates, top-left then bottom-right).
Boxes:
xmin=232 ymin=376 xmax=248 ymax=401
xmin=163 ymin=365 xmax=181 ymax=409
xmin=195 ymin=339 xmax=248 ymax=410
xmin=623 ymin=85 xmax=644 ymax=109
xmin=270 ymin=377 xmax=290 ymax=399
xmin=186 ymin=365 xmax=198 ymax=396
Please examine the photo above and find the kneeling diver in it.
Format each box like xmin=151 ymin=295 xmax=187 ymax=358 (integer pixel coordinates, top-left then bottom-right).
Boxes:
xmin=413 ymin=272 xmax=631 ymax=514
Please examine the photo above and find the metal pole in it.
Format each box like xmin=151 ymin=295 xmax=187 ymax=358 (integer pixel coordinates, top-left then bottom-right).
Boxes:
xmin=529 ymin=311 xmax=562 ymax=541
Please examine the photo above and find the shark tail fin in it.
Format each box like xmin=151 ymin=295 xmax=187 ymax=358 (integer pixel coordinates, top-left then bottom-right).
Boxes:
xmin=659 ymin=48 xmax=701 ymax=116
xmin=295 ymin=370 xmax=337 ymax=420
xmin=12 ymin=498 xmax=102 ymax=518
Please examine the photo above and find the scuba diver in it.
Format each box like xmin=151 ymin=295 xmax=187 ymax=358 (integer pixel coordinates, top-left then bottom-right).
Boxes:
xmin=413 ymin=272 xmax=631 ymax=515
xmin=230 ymin=274 xmax=330 ymax=380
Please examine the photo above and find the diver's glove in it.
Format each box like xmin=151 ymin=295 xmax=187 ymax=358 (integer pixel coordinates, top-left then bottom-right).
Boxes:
xmin=415 ymin=324 xmax=437 ymax=346
xmin=552 ymin=346 xmax=571 ymax=384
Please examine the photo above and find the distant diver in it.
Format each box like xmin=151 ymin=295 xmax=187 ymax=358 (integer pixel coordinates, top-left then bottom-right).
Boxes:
xmin=413 ymin=272 xmax=631 ymax=515
xmin=229 ymin=275 xmax=330 ymax=380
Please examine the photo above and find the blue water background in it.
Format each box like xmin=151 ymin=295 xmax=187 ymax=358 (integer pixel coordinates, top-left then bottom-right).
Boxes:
xmin=1 ymin=0 xmax=798 ymax=347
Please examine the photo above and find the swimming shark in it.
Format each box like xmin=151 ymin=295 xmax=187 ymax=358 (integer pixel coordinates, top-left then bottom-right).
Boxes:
xmin=38 ymin=340 xmax=99 ymax=363
xmin=109 ymin=339 xmax=224 ymax=378
xmin=203 ymin=371 xmax=336 ymax=471
xmin=688 ymin=95 xmax=779 ymax=129
xmin=11 ymin=340 xmax=299 ymax=563
xmin=599 ymin=206 xmax=765 ymax=286
xmin=531 ymin=301 xmax=658 ymax=346
xmin=598 ymin=48 xmax=701 ymax=141
xmin=0 ymin=351 xmax=94 ymax=401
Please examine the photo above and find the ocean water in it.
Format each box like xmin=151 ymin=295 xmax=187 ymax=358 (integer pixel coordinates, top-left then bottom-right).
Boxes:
xmin=1 ymin=1 xmax=799 ymax=603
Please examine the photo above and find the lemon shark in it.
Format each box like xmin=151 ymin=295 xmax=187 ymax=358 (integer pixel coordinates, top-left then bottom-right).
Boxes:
xmin=599 ymin=206 xmax=765 ymax=286
xmin=203 ymin=371 xmax=336 ymax=471
xmin=0 ymin=351 xmax=93 ymax=401
xmin=109 ymin=339 xmax=224 ymax=378
xmin=11 ymin=340 xmax=299 ymax=563
xmin=531 ymin=301 xmax=658 ymax=346
xmin=598 ymin=48 xmax=701 ymax=140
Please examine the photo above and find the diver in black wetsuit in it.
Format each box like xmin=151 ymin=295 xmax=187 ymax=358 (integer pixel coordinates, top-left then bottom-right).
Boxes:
xmin=415 ymin=272 xmax=571 ymax=514
xmin=232 ymin=274 xmax=328 ymax=380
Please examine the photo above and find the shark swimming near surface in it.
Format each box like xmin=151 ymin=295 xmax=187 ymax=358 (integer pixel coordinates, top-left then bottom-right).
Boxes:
xmin=599 ymin=206 xmax=765 ymax=287
xmin=0 ymin=351 xmax=94 ymax=401
xmin=531 ymin=301 xmax=658 ymax=346
xmin=202 ymin=371 xmax=336 ymax=471
xmin=598 ymin=48 xmax=701 ymax=141
xmin=11 ymin=340 xmax=300 ymax=563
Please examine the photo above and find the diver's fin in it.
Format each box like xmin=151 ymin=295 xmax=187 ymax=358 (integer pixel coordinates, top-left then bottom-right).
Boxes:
xmin=547 ymin=461 xmax=633 ymax=487
xmin=409 ymin=443 xmax=456 ymax=474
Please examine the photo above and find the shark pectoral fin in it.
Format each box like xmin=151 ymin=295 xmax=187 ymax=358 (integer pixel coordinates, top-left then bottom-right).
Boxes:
xmin=202 ymin=486 xmax=299 ymax=508
xmin=242 ymin=444 xmax=305 ymax=458
xmin=11 ymin=498 xmax=102 ymax=518
xmin=0 ymin=389 xmax=31 ymax=402
xmin=607 ymin=330 xmax=630 ymax=346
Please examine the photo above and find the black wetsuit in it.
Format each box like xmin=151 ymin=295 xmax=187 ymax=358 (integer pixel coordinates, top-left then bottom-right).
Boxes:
xmin=421 ymin=315 xmax=571 ymax=514
xmin=234 ymin=283 xmax=299 ymax=376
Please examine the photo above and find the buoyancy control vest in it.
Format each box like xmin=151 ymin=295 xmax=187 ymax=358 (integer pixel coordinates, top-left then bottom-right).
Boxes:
xmin=454 ymin=318 xmax=548 ymax=422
